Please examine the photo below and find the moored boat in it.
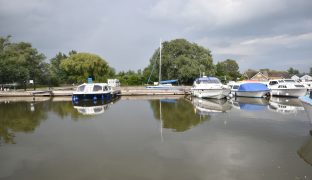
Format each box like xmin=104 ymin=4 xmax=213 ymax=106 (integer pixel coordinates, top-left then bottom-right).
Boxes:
xmin=72 ymin=83 xmax=118 ymax=101
xmin=191 ymin=76 xmax=230 ymax=99
xmin=233 ymin=82 xmax=270 ymax=98
xmin=268 ymin=79 xmax=307 ymax=97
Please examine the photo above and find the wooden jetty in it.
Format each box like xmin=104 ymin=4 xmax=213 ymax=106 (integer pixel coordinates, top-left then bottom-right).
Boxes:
xmin=0 ymin=86 xmax=191 ymax=97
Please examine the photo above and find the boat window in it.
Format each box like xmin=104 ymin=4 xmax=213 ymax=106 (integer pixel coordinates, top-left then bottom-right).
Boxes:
xmin=269 ymin=81 xmax=278 ymax=85
xmin=94 ymin=107 xmax=103 ymax=113
xmin=77 ymin=85 xmax=86 ymax=92
xmin=232 ymin=85 xmax=239 ymax=89
xmin=103 ymin=86 xmax=108 ymax=91
xmin=278 ymin=80 xmax=284 ymax=83
xmin=284 ymin=80 xmax=295 ymax=83
xmin=93 ymin=85 xmax=102 ymax=92
xmin=199 ymin=79 xmax=221 ymax=84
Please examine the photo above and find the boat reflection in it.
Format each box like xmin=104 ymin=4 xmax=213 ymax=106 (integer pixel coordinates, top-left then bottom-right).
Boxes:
xmin=191 ymin=97 xmax=231 ymax=115
xmin=230 ymin=97 xmax=269 ymax=111
xmin=73 ymin=99 xmax=119 ymax=115
xmin=268 ymin=97 xmax=305 ymax=114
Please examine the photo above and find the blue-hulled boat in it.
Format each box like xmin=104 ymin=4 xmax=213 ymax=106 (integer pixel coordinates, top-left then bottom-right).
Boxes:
xmin=234 ymin=82 xmax=270 ymax=98
xmin=72 ymin=83 xmax=115 ymax=102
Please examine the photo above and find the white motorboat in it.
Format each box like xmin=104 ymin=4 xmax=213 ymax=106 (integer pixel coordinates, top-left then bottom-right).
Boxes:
xmin=72 ymin=83 xmax=116 ymax=101
xmin=191 ymin=76 xmax=230 ymax=99
xmin=268 ymin=79 xmax=307 ymax=97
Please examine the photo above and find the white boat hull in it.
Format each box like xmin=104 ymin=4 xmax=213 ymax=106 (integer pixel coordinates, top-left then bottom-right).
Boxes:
xmin=235 ymin=90 xmax=270 ymax=98
xmin=191 ymin=88 xmax=230 ymax=99
xmin=270 ymin=88 xmax=307 ymax=97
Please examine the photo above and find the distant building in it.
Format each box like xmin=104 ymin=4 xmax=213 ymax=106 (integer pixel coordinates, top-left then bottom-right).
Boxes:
xmin=250 ymin=72 xmax=269 ymax=81
xmin=107 ymin=79 xmax=120 ymax=87
xmin=291 ymin=75 xmax=300 ymax=81
xmin=300 ymin=75 xmax=312 ymax=82
xmin=247 ymin=70 xmax=290 ymax=81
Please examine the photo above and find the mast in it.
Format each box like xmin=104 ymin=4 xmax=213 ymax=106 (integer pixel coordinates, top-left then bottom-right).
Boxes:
xmin=159 ymin=39 xmax=162 ymax=84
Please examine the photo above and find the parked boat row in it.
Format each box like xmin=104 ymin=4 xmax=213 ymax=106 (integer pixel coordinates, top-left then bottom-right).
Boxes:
xmin=191 ymin=76 xmax=309 ymax=99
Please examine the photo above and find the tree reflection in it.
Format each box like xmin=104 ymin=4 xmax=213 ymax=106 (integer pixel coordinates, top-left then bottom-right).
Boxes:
xmin=149 ymin=99 xmax=209 ymax=132
xmin=298 ymin=135 xmax=312 ymax=166
xmin=0 ymin=101 xmax=47 ymax=144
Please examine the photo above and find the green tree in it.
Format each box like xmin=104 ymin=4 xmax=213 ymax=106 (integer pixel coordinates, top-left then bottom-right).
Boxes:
xmin=287 ymin=67 xmax=299 ymax=76
xmin=144 ymin=39 xmax=215 ymax=85
xmin=116 ymin=70 xmax=144 ymax=86
xmin=216 ymin=59 xmax=240 ymax=81
xmin=0 ymin=36 xmax=46 ymax=89
xmin=50 ymin=52 xmax=68 ymax=85
xmin=309 ymin=67 xmax=312 ymax=76
xmin=60 ymin=52 xmax=115 ymax=83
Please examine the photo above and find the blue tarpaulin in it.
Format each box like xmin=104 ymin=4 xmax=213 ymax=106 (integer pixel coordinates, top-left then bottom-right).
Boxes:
xmin=238 ymin=83 xmax=269 ymax=92
xmin=160 ymin=79 xmax=178 ymax=84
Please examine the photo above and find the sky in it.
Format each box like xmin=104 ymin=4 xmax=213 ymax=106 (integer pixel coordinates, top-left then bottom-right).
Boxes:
xmin=0 ymin=0 xmax=311 ymax=73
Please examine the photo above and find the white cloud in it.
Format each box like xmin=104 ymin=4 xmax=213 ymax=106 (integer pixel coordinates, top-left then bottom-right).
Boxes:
xmin=149 ymin=0 xmax=287 ymax=28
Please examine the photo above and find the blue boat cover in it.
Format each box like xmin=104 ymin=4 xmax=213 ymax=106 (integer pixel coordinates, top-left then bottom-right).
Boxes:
xmin=160 ymin=79 xmax=178 ymax=84
xmin=238 ymin=83 xmax=269 ymax=92
xmin=239 ymin=103 xmax=266 ymax=111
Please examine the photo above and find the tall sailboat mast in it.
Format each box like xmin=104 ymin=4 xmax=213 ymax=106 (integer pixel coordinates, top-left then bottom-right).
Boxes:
xmin=159 ymin=39 xmax=162 ymax=84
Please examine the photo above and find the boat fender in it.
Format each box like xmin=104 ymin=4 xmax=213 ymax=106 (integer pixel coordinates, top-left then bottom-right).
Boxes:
xmin=93 ymin=96 xmax=97 ymax=101
xmin=102 ymin=94 xmax=104 ymax=100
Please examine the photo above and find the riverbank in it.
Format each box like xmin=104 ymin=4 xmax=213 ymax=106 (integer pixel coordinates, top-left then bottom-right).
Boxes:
xmin=0 ymin=86 xmax=191 ymax=97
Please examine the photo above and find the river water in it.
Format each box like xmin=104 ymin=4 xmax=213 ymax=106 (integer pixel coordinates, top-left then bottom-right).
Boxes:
xmin=0 ymin=96 xmax=311 ymax=180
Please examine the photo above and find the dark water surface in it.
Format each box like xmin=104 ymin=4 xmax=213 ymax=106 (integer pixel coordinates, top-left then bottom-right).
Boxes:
xmin=0 ymin=96 xmax=312 ymax=180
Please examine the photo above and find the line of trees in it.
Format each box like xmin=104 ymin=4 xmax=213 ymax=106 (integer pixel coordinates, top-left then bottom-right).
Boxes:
xmin=1 ymin=35 xmax=310 ymax=88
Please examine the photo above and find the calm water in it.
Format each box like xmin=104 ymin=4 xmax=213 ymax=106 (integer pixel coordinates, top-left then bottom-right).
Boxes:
xmin=0 ymin=96 xmax=312 ymax=180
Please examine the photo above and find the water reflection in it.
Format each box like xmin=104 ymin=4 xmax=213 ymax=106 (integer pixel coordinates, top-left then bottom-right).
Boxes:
xmin=298 ymin=133 xmax=312 ymax=166
xmin=149 ymin=98 xmax=209 ymax=132
xmin=0 ymin=101 xmax=47 ymax=144
xmin=230 ymin=97 xmax=269 ymax=111
xmin=0 ymin=97 xmax=119 ymax=145
xmin=73 ymin=100 xmax=118 ymax=115
xmin=269 ymin=97 xmax=305 ymax=114
xmin=191 ymin=97 xmax=231 ymax=115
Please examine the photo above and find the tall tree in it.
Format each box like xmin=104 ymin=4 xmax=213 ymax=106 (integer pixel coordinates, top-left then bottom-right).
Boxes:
xmin=287 ymin=67 xmax=299 ymax=76
xmin=216 ymin=59 xmax=240 ymax=81
xmin=144 ymin=39 xmax=215 ymax=85
xmin=60 ymin=52 xmax=115 ymax=83
xmin=0 ymin=36 xmax=46 ymax=89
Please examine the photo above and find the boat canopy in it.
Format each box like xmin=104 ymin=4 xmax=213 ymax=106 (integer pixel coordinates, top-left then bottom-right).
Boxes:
xmin=195 ymin=77 xmax=221 ymax=84
xmin=238 ymin=83 xmax=269 ymax=92
xmin=160 ymin=79 xmax=178 ymax=84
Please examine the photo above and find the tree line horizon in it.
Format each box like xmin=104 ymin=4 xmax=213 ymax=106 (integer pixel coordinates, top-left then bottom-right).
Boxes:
xmin=1 ymin=35 xmax=311 ymax=88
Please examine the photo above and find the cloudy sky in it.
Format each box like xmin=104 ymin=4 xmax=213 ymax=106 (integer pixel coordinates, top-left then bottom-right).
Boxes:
xmin=0 ymin=0 xmax=311 ymax=73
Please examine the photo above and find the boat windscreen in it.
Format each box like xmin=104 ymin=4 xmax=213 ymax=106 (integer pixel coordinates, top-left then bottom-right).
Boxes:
xmin=284 ymin=80 xmax=295 ymax=83
xmin=77 ymin=85 xmax=86 ymax=92
xmin=93 ymin=85 xmax=102 ymax=92
xmin=197 ymin=79 xmax=220 ymax=84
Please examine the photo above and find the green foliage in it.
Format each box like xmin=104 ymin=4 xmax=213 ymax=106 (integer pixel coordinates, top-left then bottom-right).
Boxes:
xmin=144 ymin=39 xmax=215 ymax=85
xmin=0 ymin=36 xmax=46 ymax=88
xmin=149 ymin=99 xmax=209 ymax=132
xmin=116 ymin=70 xmax=144 ymax=86
xmin=60 ymin=52 xmax=115 ymax=84
xmin=309 ymin=67 xmax=312 ymax=76
xmin=216 ymin=59 xmax=241 ymax=81
xmin=287 ymin=67 xmax=300 ymax=76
